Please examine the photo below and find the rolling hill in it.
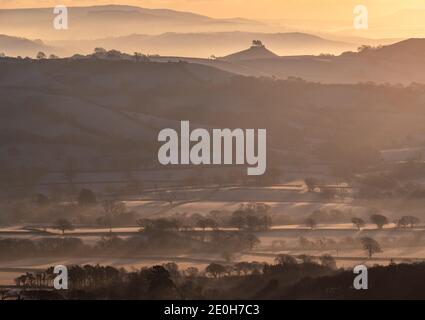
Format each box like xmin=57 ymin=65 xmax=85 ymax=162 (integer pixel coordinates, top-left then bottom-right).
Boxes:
xmin=2 ymin=55 xmax=425 ymax=178
xmin=0 ymin=5 xmax=265 ymax=41
xmin=222 ymin=42 xmax=279 ymax=61
xmin=47 ymin=31 xmax=356 ymax=58
xmin=0 ymin=35 xmax=52 ymax=57
xmin=156 ymin=38 xmax=425 ymax=84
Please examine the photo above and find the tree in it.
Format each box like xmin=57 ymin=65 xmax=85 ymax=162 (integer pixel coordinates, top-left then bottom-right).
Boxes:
xmin=252 ymin=40 xmax=264 ymax=47
xmin=370 ymin=214 xmax=388 ymax=229
xmin=0 ymin=53 xmax=5 ymax=58
xmin=94 ymin=47 xmax=107 ymax=54
xmin=297 ymin=254 xmax=316 ymax=264
xmin=100 ymin=200 xmax=126 ymax=232
xmin=137 ymin=218 xmax=180 ymax=233
xmin=361 ymin=237 xmax=382 ymax=258
xmin=351 ymin=217 xmax=365 ymax=230
xmin=275 ymin=254 xmax=297 ymax=266
xmin=246 ymin=215 xmax=262 ymax=230
xmin=134 ymin=52 xmax=142 ymax=61
xmin=133 ymin=52 xmax=148 ymax=62
xmin=319 ymin=254 xmax=336 ymax=269
xmin=205 ymin=263 xmax=226 ymax=278
xmin=397 ymin=216 xmax=420 ymax=228
xmin=49 ymin=54 xmax=59 ymax=59
xmin=184 ymin=267 xmax=199 ymax=278
xmin=304 ymin=177 xmax=319 ymax=192
xmin=243 ymin=233 xmax=260 ymax=250
xmin=234 ymin=262 xmax=251 ymax=276
xmin=53 ymin=218 xmax=74 ymax=235
xmin=196 ymin=218 xmax=218 ymax=231
xmin=305 ymin=217 xmax=317 ymax=230
xmin=78 ymin=188 xmax=97 ymax=206
xmin=229 ymin=210 xmax=245 ymax=230
xmin=36 ymin=51 xmax=46 ymax=59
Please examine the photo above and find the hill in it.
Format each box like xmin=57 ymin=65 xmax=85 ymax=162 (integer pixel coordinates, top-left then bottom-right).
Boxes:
xmin=2 ymin=56 xmax=425 ymax=181
xmin=48 ymin=31 xmax=355 ymax=58
xmin=0 ymin=35 xmax=52 ymax=57
xmin=222 ymin=41 xmax=279 ymax=61
xmin=0 ymin=5 xmax=265 ymax=41
xmin=166 ymin=38 xmax=425 ymax=84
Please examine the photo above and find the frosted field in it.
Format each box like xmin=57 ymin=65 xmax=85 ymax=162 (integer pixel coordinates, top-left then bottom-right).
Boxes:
xmin=0 ymin=194 xmax=423 ymax=286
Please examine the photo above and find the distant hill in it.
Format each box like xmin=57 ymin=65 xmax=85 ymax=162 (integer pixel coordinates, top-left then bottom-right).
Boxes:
xmin=355 ymin=38 xmax=425 ymax=61
xmin=0 ymin=5 xmax=265 ymax=41
xmin=0 ymin=35 xmax=52 ymax=57
xmin=222 ymin=41 xmax=279 ymax=61
xmin=49 ymin=31 xmax=355 ymax=58
xmin=162 ymin=38 xmax=425 ymax=84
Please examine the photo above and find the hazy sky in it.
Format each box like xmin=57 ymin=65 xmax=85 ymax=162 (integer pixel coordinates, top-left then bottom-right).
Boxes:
xmin=1 ymin=0 xmax=424 ymax=20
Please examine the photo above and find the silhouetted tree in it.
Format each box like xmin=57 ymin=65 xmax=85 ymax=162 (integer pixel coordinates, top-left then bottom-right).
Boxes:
xmin=361 ymin=237 xmax=382 ymax=258
xmin=370 ymin=214 xmax=388 ymax=229
xmin=53 ymin=218 xmax=74 ymax=235
xmin=243 ymin=233 xmax=260 ymax=250
xmin=196 ymin=218 xmax=218 ymax=232
xmin=36 ymin=51 xmax=46 ymax=59
xmin=275 ymin=254 xmax=297 ymax=266
xmin=397 ymin=216 xmax=420 ymax=228
xmin=100 ymin=200 xmax=125 ymax=232
xmin=205 ymin=263 xmax=226 ymax=278
xmin=319 ymin=254 xmax=336 ymax=269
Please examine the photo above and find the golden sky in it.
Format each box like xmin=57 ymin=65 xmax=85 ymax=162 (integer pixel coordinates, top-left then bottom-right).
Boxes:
xmin=1 ymin=0 xmax=424 ymax=20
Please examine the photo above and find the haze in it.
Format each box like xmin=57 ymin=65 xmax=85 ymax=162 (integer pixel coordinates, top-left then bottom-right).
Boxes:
xmin=1 ymin=0 xmax=425 ymax=39
xmin=1 ymin=0 xmax=424 ymax=20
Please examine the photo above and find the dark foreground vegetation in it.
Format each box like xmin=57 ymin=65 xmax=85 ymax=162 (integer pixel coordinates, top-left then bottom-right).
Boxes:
xmin=5 ymin=259 xmax=425 ymax=299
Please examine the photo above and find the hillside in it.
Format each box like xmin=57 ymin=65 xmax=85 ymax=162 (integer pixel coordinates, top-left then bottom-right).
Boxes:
xmin=0 ymin=58 xmax=233 ymax=173
xmin=0 ymin=35 xmax=52 ymax=57
xmin=164 ymin=38 xmax=425 ymax=84
xmin=2 ymin=57 xmax=425 ymax=180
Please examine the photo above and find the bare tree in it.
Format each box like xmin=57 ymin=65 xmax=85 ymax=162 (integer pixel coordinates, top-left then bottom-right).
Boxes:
xmin=53 ymin=218 xmax=74 ymax=235
xmin=361 ymin=237 xmax=382 ymax=258
xmin=101 ymin=200 xmax=126 ymax=232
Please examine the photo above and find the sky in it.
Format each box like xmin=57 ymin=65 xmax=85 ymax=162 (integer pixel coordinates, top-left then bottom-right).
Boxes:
xmin=1 ymin=0 xmax=425 ymax=20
